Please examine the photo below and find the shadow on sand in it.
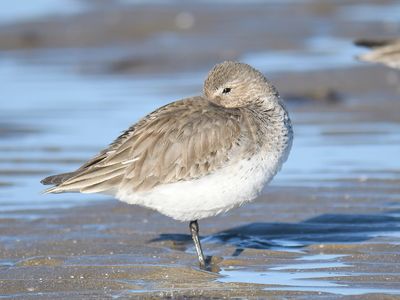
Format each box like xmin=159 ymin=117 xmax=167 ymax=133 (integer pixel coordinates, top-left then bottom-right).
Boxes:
xmin=150 ymin=211 xmax=400 ymax=255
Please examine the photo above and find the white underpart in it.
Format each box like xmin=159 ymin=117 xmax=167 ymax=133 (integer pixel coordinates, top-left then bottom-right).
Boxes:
xmin=116 ymin=147 xmax=286 ymax=222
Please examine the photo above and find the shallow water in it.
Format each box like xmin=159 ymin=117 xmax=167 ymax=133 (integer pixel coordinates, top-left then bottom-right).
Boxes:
xmin=0 ymin=0 xmax=400 ymax=298
xmin=220 ymin=259 xmax=400 ymax=296
xmin=1 ymin=53 xmax=399 ymax=211
xmin=213 ymin=213 xmax=400 ymax=295
xmin=1 ymin=40 xmax=400 ymax=300
xmin=244 ymin=36 xmax=364 ymax=72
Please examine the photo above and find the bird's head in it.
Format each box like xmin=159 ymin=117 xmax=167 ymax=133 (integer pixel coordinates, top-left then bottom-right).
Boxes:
xmin=203 ymin=61 xmax=278 ymax=108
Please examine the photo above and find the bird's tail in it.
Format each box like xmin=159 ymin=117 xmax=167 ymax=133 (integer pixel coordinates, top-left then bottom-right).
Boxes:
xmin=40 ymin=171 xmax=79 ymax=194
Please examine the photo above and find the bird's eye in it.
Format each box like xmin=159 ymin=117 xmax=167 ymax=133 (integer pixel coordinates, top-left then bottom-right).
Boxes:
xmin=222 ymin=87 xmax=231 ymax=94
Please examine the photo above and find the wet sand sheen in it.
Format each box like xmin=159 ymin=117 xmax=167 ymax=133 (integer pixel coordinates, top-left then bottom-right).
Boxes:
xmin=1 ymin=72 xmax=400 ymax=296
xmin=0 ymin=186 xmax=399 ymax=298
xmin=1 ymin=0 xmax=400 ymax=298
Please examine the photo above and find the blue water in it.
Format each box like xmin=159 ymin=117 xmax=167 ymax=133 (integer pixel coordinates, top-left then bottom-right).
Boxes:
xmin=0 ymin=59 xmax=173 ymax=211
xmin=0 ymin=1 xmax=399 ymax=297
xmin=121 ymin=0 xmax=312 ymax=4
xmin=244 ymin=36 xmax=364 ymax=72
xmin=1 ymin=52 xmax=400 ymax=212
xmin=219 ymin=253 xmax=400 ymax=296
xmin=0 ymin=0 xmax=398 ymax=211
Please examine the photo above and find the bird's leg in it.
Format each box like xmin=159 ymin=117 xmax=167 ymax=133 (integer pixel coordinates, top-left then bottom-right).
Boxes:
xmin=189 ymin=220 xmax=206 ymax=269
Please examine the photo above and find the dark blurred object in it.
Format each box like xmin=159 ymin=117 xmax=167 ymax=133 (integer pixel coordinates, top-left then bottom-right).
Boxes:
xmin=355 ymin=39 xmax=395 ymax=48
xmin=355 ymin=38 xmax=400 ymax=69
xmin=283 ymin=88 xmax=342 ymax=105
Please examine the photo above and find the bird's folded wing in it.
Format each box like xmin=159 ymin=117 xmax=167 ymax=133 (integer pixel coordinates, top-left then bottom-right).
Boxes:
xmin=42 ymin=97 xmax=244 ymax=194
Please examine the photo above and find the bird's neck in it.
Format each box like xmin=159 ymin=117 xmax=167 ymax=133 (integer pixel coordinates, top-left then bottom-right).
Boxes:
xmin=245 ymin=95 xmax=292 ymax=151
xmin=248 ymin=95 xmax=288 ymax=121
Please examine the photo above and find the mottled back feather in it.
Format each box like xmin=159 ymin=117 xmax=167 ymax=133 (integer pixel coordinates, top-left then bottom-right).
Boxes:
xmin=43 ymin=96 xmax=255 ymax=194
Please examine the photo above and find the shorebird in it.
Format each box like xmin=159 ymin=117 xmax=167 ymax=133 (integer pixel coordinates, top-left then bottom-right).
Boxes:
xmin=41 ymin=61 xmax=293 ymax=268
xmin=355 ymin=39 xmax=400 ymax=69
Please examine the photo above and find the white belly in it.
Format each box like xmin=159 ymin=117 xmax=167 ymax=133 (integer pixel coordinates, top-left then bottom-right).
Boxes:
xmin=116 ymin=148 xmax=285 ymax=222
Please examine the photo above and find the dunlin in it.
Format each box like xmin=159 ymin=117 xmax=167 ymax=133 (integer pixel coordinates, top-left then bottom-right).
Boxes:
xmin=355 ymin=39 xmax=400 ymax=69
xmin=41 ymin=61 xmax=293 ymax=268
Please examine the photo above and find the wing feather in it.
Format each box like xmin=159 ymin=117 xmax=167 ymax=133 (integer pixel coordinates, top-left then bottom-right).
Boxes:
xmin=42 ymin=97 xmax=247 ymax=194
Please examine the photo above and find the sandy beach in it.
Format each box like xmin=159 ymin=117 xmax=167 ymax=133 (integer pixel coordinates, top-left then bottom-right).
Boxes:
xmin=0 ymin=0 xmax=399 ymax=298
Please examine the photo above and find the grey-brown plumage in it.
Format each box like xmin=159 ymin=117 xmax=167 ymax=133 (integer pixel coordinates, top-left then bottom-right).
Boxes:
xmin=41 ymin=61 xmax=293 ymax=268
xmin=355 ymin=39 xmax=400 ymax=69
xmin=42 ymin=61 xmax=290 ymax=196
xmin=42 ymin=97 xmax=255 ymax=193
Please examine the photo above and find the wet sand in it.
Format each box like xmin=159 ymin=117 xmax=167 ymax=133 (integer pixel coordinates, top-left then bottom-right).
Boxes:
xmin=1 ymin=0 xmax=400 ymax=298
xmin=1 ymin=183 xmax=399 ymax=298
